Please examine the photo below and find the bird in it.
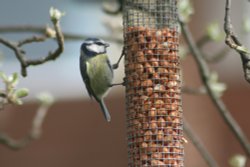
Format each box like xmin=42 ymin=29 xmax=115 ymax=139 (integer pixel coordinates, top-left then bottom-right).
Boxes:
xmin=79 ymin=38 xmax=113 ymax=122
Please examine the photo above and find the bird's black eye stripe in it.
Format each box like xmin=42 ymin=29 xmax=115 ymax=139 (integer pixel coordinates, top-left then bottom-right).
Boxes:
xmin=96 ymin=42 xmax=104 ymax=45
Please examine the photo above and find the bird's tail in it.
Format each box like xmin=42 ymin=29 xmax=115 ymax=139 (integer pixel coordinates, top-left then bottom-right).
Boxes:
xmin=98 ymin=99 xmax=111 ymax=122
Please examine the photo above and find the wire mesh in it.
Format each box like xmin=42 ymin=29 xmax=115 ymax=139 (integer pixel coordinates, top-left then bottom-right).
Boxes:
xmin=123 ymin=0 xmax=184 ymax=166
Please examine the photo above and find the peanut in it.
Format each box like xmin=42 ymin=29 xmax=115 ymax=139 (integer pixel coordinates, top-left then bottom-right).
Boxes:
xmin=125 ymin=27 xmax=183 ymax=167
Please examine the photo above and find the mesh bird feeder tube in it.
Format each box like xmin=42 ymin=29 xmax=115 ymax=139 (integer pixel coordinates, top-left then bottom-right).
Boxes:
xmin=123 ymin=0 xmax=184 ymax=166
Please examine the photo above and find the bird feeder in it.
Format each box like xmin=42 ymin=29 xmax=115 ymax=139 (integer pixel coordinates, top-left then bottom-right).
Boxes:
xmin=123 ymin=0 xmax=184 ymax=166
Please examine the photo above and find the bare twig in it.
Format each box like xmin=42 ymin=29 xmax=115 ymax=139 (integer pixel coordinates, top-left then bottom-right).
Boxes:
xmin=0 ymin=103 xmax=50 ymax=150
xmin=0 ymin=18 xmax=64 ymax=77
xmin=184 ymin=118 xmax=220 ymax=167
xmin=0 ymin=25 xmax=45 ymax=34
xmin=24 ymin=20 xmax=64 ymax=67
xmin=224 ymin=0 xmax=250 ymax=83
xmin=179 ymin=17 xmax=250 ymax=156
xmin=0 ymin=25 xmax=123 ymax=43
xmin=17 ymin=35 xmax=47 ymax=47
xmin=0 ymin=37 xmax=28 ymax=75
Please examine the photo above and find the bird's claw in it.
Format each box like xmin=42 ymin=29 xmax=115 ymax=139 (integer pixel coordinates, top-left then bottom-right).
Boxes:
xmin=109 ymin=82 xmax=125 ymax=87
xmin=112 ymin=63 xmax=119 ymax=69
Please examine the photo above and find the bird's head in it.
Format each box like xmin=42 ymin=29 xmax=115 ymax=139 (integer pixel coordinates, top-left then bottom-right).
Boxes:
xmin=80 ymin=38 xmax=110 ymax=57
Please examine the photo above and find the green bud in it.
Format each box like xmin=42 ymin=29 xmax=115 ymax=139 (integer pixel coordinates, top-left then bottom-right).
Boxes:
xmin=178 ymin=0 xmax=194 ymax=23
xmin=206 ymin=22 xmax=223 ymax=41
xmin=208 ymin=72 xmax=227 ymax=97
xmin=9 ymin=94 xmax=23 ymax=105
xmin=9 ymin=72 xmax=19 ymax=86
xmin=0 ymin=71 xmax=8 ymax=82
xmin=37 ymin=92 xmax=55 ymax=106
xmin=49 ymin=7 xmax=65 ymax=22
xmin=229 ymin=154 xmax=246 ymax=167
xmin=15 ymin=99 xmax=23 ymax=105
xmin=45 ymin=26 xmax=56 ymax=38
xmin=236 ymin=46 xmax=250 ymax=54
xmin=15 ymin=88 xmax=29 ymax=98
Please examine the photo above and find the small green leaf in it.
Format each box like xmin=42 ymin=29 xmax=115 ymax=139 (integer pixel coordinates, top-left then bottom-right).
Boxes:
xmin=15 ymin=99 xmax=23 ymax=105
xmin=9 ymin=94 xmax=23 ymax=105
xmin=229 ymin=154 xmax=247 ymax=167
xmin=15 ymin=88 xmax=29 ymax=98
xmin=208 ymin=72 xmax=227 ymax=97
xmin=206 ymin=22 xmax=223 ymax=41
xmin=236 ymin=45 xmax=250 ymax=54
xmin=9 ymin=72 xmax=19 ymax=86
xmin=178 ymin=0 xmax=194 ymax=23
xmin=0 ymin=71 xmax=8 ymax=82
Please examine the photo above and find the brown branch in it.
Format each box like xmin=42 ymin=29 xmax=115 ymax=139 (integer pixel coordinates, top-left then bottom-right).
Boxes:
xmin=0 ymin=37 xmax=28 ymax=75
xmin=184 ymin=118 xmax=220 ymax=167
xmin=224 ymin=0 xmax=250 ymax=83
xmin=0 ymin=25 xmax=45 ymax=34
xmin=17 ymin=35 xmax=47 ymax=47
xmin=0 ymin=18 xmax=64 ymax=77
xmin=0 ymin=24 xmax=124 ymax=76
xmin=0 ymin=25 xmax=123 ymax=43
xmin=25 ymin=20 xmax=64 ymax=67
xmin=179 ymin=17 xmax=250 ymax=156
xmin=0 ymin=103 xmax=50 ymax=150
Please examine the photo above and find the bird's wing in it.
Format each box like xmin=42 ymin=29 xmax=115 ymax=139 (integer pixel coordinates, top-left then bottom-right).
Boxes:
xmin=79 ymin=56 xmax=95 ymax=99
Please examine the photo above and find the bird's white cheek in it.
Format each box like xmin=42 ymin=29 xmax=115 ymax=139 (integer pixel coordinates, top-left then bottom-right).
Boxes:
xmin=86 ymin=44 xmax=104 ymax=53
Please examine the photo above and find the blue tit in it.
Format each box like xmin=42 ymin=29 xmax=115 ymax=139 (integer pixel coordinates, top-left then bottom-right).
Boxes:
xmin=79 ymin=38 xmax=113 ymax=122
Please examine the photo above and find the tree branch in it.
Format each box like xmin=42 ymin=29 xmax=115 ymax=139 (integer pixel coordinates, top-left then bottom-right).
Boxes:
xmin=0 ymin=17 xmax=64 ymax=77
xmin=224 ymin=0 xmax=250 ymax=83
xmin=0 ymin=25 xmax=123 ymax=43
xmin=25 ymin=20 xmax=64 ymax=67
xmin=17 ymin=35 xmax=47 ymax=47
xmin=0 ymin=37 xmax=28 ymax=75
xmin=184 ymin=118 xmax=219 ymax=167
xmin=0 ymin=103 xmax=50 ymax=150
xmin=179 ymin=17 xmax=250 ymax=156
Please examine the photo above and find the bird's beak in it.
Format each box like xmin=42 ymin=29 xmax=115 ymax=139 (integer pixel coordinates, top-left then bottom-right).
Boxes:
xmin=105 ymin=43 xmax=110 ymax=48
